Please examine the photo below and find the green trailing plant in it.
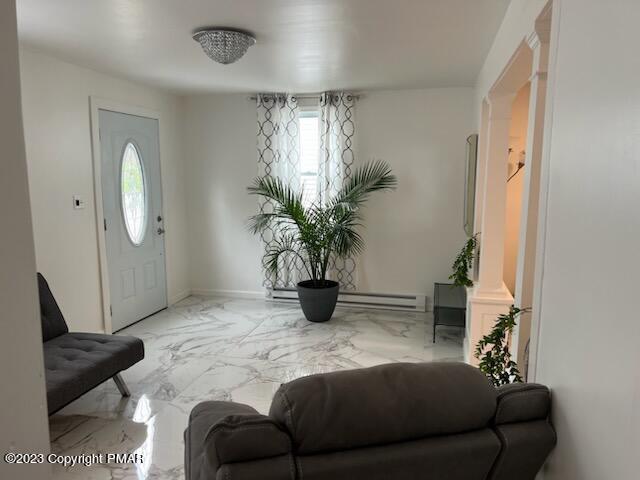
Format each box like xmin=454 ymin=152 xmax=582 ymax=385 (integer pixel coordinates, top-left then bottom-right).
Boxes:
xmin=247 ymin=160 xmax=397 ymax=287
xmin=449 ymin=233 xmax=479 ymax=287
xmin=474 ymin=305 xmax=529 ymax=386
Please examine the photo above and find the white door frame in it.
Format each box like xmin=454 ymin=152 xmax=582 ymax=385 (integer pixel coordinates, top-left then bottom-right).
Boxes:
xmin=465 ymin=43 xmax=531 ymax=364
xmin=89 ymin=97 xmax=167 ymax=333
xmin=508 ymin=7 xmax=553 ymax=374
xmin=526 ymin=2 xmax=558 ymax=382
xmin=466 ymin=1 xmax=554 ymax=372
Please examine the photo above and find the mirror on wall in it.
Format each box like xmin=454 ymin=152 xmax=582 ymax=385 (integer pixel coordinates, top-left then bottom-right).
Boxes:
xmin=463 ymin=134 xmax=478 ymax=237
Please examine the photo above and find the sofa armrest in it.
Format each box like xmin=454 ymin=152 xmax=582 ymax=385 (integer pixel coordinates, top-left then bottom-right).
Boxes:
xmin=489 ymin=384 xmax=556 ymax=480
xmin=489 ymin=420 xmax=557 ymax=480
xmin=494 ymin=383 xmax=551 ymax=425
xmin=185 ymin=401 xmax=292 ymax=480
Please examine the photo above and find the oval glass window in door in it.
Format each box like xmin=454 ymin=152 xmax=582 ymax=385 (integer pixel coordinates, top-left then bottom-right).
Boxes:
xmin=120 ymin=142 xmax=147 ymax=245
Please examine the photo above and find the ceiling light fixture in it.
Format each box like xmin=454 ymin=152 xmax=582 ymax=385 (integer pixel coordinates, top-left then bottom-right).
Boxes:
xmin=192 ymin=28 xmax=256 ymax=65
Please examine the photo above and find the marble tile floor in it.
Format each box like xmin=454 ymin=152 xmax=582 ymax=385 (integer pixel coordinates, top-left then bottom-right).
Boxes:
xmin=50 ymin=295 xmax=463 ymax=479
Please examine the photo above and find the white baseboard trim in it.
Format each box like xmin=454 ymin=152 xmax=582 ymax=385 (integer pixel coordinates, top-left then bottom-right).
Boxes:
xmin=168 ymin=289 xmax=191 ymax=305
xmin=190 ymin=288 xmax=265 ymax=300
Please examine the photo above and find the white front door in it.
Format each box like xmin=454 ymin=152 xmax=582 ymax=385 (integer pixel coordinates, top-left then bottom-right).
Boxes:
xmin=100 ymin=109 xmax=167 ymax=331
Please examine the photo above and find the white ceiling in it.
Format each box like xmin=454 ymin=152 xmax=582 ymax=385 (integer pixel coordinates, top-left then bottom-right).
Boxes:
xmin=17 ymin=0 xmax=510 ymax=94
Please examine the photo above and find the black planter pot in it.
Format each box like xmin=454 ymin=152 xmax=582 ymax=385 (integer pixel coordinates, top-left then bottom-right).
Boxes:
xmin=296 ymin=280 xmax=339 ymax=323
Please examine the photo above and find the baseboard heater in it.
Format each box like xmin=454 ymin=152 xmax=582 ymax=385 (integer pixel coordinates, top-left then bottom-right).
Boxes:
xmin=268 ymin=288 xmax=427 ymax=312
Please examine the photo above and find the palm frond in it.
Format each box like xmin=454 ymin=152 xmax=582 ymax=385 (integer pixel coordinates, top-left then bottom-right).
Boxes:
xmin=332 ymin=220 xmax=365 ymax=256
xmin=263 ymin=233 xmax=312 ymax=280
xmin=326 ymin=206 xmax=364 ymax=257
xmin=330 ymin=160 xmax=397 ymax=211
xmin=248 ymin=176 xmax=309 ymax=230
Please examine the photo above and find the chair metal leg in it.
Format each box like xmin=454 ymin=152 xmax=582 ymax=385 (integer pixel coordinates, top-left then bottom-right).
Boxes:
xmin=112 ymin=373 xmax=131 ymax=397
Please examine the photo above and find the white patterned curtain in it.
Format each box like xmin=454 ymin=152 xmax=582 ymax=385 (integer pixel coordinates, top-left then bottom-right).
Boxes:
xmin=256 ymin=93 xmax=305 ymax=288
xmin=319 ymin=92 xmax=357 ymax=290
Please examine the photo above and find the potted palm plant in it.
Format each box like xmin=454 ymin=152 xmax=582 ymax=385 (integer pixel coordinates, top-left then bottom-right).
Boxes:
xmin=248 ymin=160 xmax=397 ymax=322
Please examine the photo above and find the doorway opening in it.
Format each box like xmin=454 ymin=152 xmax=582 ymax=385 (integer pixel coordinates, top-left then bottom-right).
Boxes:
xmin=466 ymin=3 xmax=552 ymax=380
xmin=504 ymin=82 xmax=530 ymax=297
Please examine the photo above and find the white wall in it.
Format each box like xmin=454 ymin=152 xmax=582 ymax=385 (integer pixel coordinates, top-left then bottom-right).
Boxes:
xmin=17 ymin=52 xmax=474 ymax=316
xmin=355 ymin=89 xmax=472 ymax=296
xmin=534 ymin=0 xmax=640 ymax=478
xmin=0 ymin=2 xmax=50 ymax=478
xmin=183 ymin=94 xmax=264 ymax=296
xmin=183 ymin=89 xmax=472 ymax=301
xmin=19 ymin=48 xmax=190 ymax=332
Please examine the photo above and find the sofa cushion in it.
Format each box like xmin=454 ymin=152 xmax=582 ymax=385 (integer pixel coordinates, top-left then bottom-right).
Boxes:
xmin=44 ymin=332 xmax=144 ymax=413
xmin=297 ymin=429 xmax=501 ymax=480
xmin=38 ymin=273 xmax=68 ymax=341
xmin=269 ymin=362 xmax=497 ymax=454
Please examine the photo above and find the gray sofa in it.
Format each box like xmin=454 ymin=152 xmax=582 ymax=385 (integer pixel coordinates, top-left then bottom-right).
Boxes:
xmin=38 ymin=273 xmax=144 ymax=415
xmin=185 ymin=362 xmax=555 ymax=480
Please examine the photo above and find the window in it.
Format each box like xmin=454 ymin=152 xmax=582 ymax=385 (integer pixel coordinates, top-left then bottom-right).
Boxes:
xmin=299 ymin=110 xmax=320 ymax=207
xmin=120 ymin=142 xmax=147 ymax=245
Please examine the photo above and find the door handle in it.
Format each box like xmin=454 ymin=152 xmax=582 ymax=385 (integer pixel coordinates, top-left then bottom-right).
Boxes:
xmin=157 ymin=227 xmax=165 ymax=235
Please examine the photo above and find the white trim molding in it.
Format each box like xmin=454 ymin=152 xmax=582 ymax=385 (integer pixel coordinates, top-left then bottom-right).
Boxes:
xmin=528 ymin=0 xmax=557 ymax=383
xmin=511 ymin=18 xmax=551 ymax=371
xmin=190 ymin=289 xmax=265 ymax=300
xmin=168 ymin=290 xmax=191 ymax=305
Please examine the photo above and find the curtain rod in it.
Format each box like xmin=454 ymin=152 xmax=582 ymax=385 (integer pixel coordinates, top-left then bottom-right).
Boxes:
xmin=247 ymin=93 xmax=361 ymax=101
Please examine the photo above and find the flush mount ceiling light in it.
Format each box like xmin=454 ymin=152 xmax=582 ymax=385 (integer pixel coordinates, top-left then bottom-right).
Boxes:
xmin=192 ymin=28 xmax=256 ymax=65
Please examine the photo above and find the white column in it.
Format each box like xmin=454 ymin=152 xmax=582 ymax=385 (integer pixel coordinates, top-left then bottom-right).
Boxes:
xmin=511 ymin=31 xmax=550 ymax=369
xmin=465 ymin=93 xmax=515 ymax=364
xmin=477 ymin=94 xmax=514 ymax=294
xmin=472 ymin=100 xmax=490 ymax=262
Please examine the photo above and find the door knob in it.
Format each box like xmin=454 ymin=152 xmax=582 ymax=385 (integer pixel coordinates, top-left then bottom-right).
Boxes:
xmin=157 ymin=227 xmax=165 ymax=235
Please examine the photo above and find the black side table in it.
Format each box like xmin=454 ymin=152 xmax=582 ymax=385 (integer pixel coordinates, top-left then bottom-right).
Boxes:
xmin=433 ymin=283 xmax=467 ymax=342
